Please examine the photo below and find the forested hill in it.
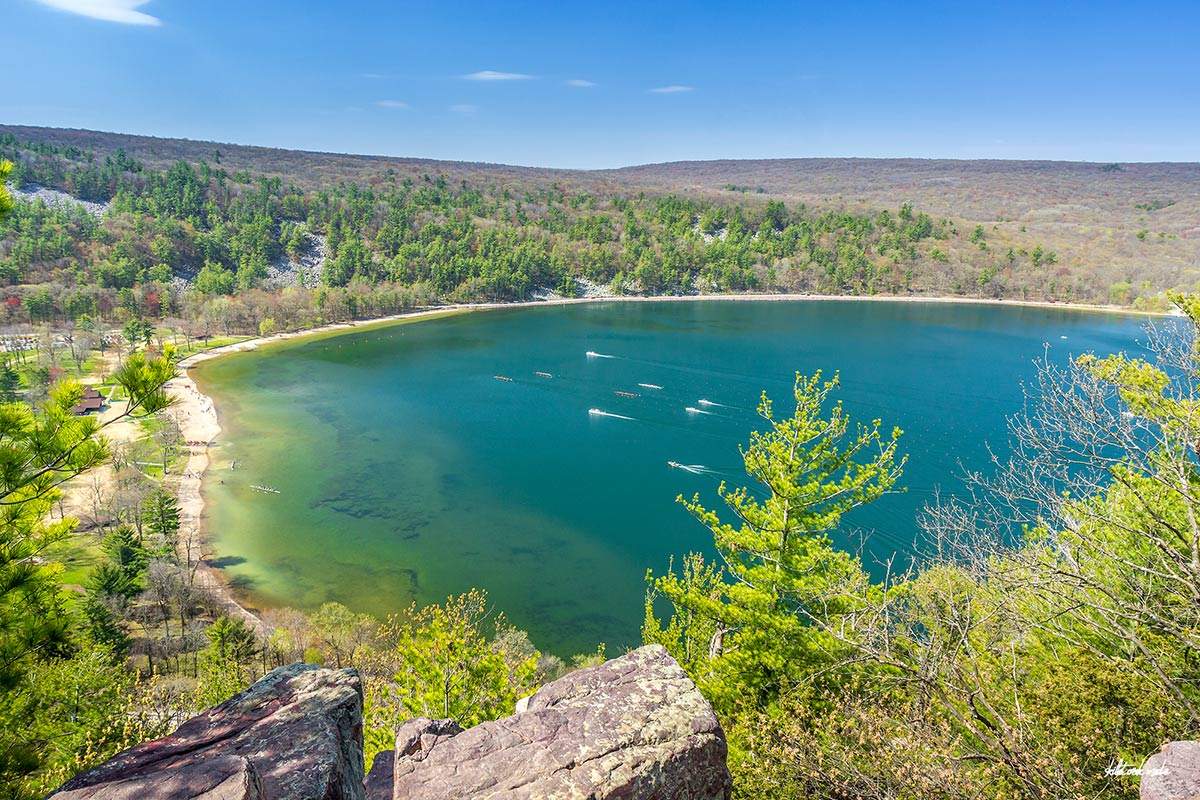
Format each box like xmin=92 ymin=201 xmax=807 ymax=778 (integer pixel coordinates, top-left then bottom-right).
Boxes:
xmin=0 ymin=124 xmax=1193 ymax=334
xmin=604 ymin=157 xmax=1200 ymax=301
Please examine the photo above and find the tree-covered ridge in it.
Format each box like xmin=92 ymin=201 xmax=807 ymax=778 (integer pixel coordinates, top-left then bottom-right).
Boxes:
xmin=0 ymin=132 xmax=1104 ymax=335
xmin=3 ymin=131 xmax=954 ymax=296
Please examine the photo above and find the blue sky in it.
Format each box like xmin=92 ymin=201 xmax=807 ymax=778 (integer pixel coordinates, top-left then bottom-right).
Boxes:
xmin=6 ymin=0 xmax=1197 ymax=168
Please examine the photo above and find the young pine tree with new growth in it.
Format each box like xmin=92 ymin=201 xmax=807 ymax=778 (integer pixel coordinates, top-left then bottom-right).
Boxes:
xmin=644 ymin=371 xmax=905 ymax=712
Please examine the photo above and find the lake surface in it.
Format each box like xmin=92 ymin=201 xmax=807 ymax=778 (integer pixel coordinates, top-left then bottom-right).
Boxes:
xmin=194 ymin=300 xmax=1148 ymax=655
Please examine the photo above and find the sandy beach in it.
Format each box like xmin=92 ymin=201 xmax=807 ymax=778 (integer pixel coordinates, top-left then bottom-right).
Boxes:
xmin=166 ymin=372 xmax=269 ymax=635
xmin=166 ymin=292 xmax=1164 ymax=629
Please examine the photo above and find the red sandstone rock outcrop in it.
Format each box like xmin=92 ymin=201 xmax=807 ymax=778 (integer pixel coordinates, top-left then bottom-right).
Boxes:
xmin=375 ymin=644 xmax=731 ymax=800
xmin=50 ymin=645 xmax=730 ymax=800
xmin=50 ymin=663 xmax=364 ymax=800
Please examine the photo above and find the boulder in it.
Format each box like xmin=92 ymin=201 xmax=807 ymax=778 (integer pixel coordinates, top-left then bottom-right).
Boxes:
xmin=1142 ymin=741 xmax=1200 ymax=800
xmin=50 ymin=663 xmax=364 ymax=800
xmin=390 ymin=644 xmax=730 ymax=799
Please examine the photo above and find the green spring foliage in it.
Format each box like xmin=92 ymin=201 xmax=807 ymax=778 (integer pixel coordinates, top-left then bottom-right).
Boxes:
xmin=645 ymin=372 xmax=904 ymax=713
xmin=0 ymin=347 xmax=176 ymax=797
xmin=0 ymin=160 xmax=12 ymax=221
xmin=360 ymin=589 xmax=540 ymax=768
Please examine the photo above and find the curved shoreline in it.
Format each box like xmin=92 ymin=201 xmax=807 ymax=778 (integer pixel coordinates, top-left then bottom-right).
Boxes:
xmin=169 ymin=372 xmax=268 ymax=635
xmin=173 ymin=293 xmax=1165 ymax=629
xmin=171 ymin=306 xmax=482 ymax=630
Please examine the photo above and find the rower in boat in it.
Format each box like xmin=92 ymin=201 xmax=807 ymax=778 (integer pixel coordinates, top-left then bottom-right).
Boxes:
xmin=668 ymin=461 xmax=681 ymax=469
xmin=613 ymin=390 xmax=638 ymax=398
xmin=494 ymin=375 xmax=513 ymax=382
xmin=534 ymin=371 xmax=552 ymax=378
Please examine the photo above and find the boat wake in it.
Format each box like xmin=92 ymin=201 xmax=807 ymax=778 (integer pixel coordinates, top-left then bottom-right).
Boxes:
xmin=698 ymin=398 xmax=739 ymax=410
xmin=685 ymin=407 xmax=715 ymax=415
xmin=638 ymin=383 xmax=664 ymax=390
xmin=589 ymin=408 xmax=635 ymax=420
xmin=586 ymin=351 xmax=617 ymax=359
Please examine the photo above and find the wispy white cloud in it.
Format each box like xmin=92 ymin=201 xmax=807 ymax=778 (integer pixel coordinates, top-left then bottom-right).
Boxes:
xmin=565 ymin=79 xmax=596 ymax=88
xmin=450 ymin=104 xmax=478 ymax=114
xmin=462 ymin=70 xmax=533 ymax=81
xmin=375 ymin=100 xmax=410 ymax=109
xmin=649 ymin=85 xmax=695 ymax=94
xmin=36 ymin=0 xmax=160 ymax=25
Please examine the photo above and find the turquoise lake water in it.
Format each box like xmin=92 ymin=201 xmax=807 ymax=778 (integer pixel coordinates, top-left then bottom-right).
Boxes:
xmin=193 ymin=300 xmax=1148 ymax=655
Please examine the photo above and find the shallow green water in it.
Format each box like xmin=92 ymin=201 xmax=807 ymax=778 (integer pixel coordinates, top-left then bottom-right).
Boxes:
xmin=195 ymin=300 xmax=1147 ymax=654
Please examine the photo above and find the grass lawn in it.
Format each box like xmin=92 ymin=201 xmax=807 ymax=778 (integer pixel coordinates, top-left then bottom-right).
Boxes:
xmin=45 ymin=531 xmax=105 ymax=591
xmin=175 ymin=335 xmax=254 ymax=357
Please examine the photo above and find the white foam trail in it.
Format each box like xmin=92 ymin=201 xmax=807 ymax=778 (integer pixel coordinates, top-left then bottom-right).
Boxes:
xmin=668 ymin=461 xmax=719 ymax=475
xmin=686 ymin=407 xmax=715 ymax=415
xmin=586 ymin=351 xmax=616 ymax=359
xmin=698 ymin=398 xmax=737 ymax=409
xmin=638 ymin=383 xmax=664 ymax=390
xmin=589 ymin=408 xmax=635 ymax=420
